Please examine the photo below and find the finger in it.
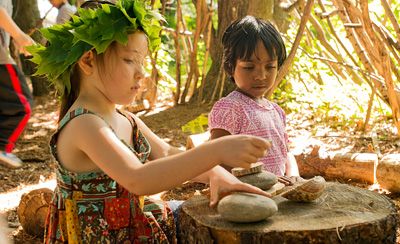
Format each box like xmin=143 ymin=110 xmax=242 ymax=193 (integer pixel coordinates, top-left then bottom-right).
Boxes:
xmin=250 ymin=137 xmax=272 ymax=150
xmin=209 ymin=184 xmax=219 ymax=207
xmin=236 ymin=155 xmax=259 ymax=168
xmin=249 ymin=148 xmax=267 ymax=158
xmin=19 ymin=47 xmax=31 ymax=56
xmin=235 ymin=183 xmax=271 ymax=198
xmin=278 ymin=176 xmax=293 ymax=186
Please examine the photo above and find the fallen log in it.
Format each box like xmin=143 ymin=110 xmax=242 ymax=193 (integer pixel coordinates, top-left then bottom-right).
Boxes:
xmin=376 ymin=154 xmax=400 ymax=192
xmin=178 ymin=182 xmax=397 ymax=243
xmin=294 ymin=152 xmax=378 ymax=183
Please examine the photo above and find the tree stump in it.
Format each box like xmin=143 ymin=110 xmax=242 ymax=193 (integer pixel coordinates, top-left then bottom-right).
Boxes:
xmin=17 ymin=188 xmax=53 ymax=237
xmin=178 ymin=182 xmax=397 ymax=243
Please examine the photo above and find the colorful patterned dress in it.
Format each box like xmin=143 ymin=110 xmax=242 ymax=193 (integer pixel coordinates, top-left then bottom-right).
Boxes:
xmin=44 ymin=108 xmax=176 ymax=243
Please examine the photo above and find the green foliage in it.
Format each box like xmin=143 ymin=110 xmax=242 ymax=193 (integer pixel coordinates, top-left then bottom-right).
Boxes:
xmin=28 ymin=0 xmax=163 ymax=95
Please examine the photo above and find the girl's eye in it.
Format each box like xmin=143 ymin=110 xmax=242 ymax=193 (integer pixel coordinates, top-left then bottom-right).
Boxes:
xmin=243 ymin=66 xmax=254 ymax=70
xmin=124 ymin=59 xmax=134 ymax=64
xmin=266 ymin=65 xmax=276 ymax=69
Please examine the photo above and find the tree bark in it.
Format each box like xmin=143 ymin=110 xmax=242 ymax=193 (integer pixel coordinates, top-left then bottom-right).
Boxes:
xmin=191 ymin=0 xmax=291 ymax=104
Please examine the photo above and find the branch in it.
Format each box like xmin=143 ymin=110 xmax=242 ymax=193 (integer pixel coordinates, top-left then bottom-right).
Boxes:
xmin=380 ymin=0 xmax=400 ymax=44
xmin=267 ymin=0 xmax=314 ymax=98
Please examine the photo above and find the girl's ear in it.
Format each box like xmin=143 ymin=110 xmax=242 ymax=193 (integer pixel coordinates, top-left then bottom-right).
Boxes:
xmin=77 ymin=50 xmax=95 ymax=75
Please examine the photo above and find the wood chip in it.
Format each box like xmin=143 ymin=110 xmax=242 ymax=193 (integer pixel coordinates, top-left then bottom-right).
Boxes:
xmin=231 ymin=162 xmax=263 ymax=177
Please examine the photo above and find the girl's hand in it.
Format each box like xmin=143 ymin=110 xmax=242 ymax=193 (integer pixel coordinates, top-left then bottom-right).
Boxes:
xmin=14 ymin=32 xmax=35 ymax=56
xmin=278 ymin=176 xmax=293 ymax=186
xmin=213 ymin=135 xmax=271 ymax=169
xmin=278 ymin=175 xmax=304 ymax=186
xmin=208 ymin=168 xmax=271 ymax=207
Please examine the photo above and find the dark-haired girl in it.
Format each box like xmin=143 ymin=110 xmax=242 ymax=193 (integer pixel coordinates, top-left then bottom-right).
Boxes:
xmin=209 ymin=16 xmax=300 ymax=184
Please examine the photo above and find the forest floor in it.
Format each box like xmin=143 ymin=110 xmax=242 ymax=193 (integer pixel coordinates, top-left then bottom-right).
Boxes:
xmin=1 ymin=92 xmax=400 ymax=243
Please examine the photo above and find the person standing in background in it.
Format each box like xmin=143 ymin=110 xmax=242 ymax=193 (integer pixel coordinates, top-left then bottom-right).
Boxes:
xmin=0 ymin=0 xmax=34 ymax=168
xmin=48 ymin=0 xmax=76 ymax=24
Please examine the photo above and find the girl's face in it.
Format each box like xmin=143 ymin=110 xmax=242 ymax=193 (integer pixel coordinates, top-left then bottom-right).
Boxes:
xmin=99 ymin=32 xmax=148 ymax=105
xmin=233 ymin=40 xmax=278 ymax=99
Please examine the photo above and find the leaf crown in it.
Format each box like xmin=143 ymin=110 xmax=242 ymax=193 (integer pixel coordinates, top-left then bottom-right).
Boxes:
xmin=27 ymin=0 xmax=163 ymax=95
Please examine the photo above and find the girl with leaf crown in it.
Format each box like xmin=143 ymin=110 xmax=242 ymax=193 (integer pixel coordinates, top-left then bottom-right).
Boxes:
xmin=29 ymin=1 xmax=271 ymax=242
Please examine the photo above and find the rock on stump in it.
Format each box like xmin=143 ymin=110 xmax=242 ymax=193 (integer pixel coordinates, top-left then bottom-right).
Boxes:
xmin=178 ymin=182 xmax=397 ymax=243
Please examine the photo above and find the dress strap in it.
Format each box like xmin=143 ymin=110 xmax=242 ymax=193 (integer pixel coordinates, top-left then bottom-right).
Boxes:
xmin=58 ymin=107 xmax=95 ymax=131
xmin=117 ymin=109 xmax=139 ymax=143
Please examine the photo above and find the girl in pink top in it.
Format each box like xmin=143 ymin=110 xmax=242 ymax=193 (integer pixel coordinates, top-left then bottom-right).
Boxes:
xmin=209 ymin=16 xmax=300 ymax=182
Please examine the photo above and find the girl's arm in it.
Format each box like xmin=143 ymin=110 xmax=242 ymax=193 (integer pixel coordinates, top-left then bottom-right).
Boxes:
xmin=210 ymin=128 xmax=233 ymax=171
xmin=61 ymin=114 xmax=270 ymax=197
xmin=0 ymin=7 xmax=34 ymax=55
xmin=131 ymin=113 xmax=232 ymax=183
xmin=285 ymin=152 xmax=300 ymax=177
xmin=131 ymin=113 xmax=271 ymax=205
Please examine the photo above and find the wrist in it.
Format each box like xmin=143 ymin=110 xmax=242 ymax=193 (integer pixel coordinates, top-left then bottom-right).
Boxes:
xmin=206 ymin=137 xmax=226 ymax=165
xmin=199 ymin=139 xmax=223 ymax=166
xmin=13 ymin=30 xmax=27 ymax=44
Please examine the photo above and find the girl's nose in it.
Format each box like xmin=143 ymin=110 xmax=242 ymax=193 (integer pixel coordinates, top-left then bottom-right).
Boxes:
xmin=134 ymin=66 xmax=145 ymax=81
xmin=255 ymin=67 xmax=267 ymax=80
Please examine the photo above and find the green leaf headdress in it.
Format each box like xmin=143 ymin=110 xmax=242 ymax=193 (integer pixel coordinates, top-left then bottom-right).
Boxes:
xmin=27 ymin=0 xmax=163 ymax=95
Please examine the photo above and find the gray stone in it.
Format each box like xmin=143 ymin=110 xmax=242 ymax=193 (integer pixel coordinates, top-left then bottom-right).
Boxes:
xmin=218 ymin=192 xmax=278 ymax=223
xmin=237 ymin=171 xmax=278 ymax=190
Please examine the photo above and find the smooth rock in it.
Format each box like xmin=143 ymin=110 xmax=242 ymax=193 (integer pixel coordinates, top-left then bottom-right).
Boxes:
xmin=217 ymin=192 xmax=278 ymax=223
xmin=238 ymin=170 xmax=278 ymax=190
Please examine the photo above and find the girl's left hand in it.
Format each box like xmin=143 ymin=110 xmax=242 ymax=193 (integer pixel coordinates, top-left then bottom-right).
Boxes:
xmin=14 ymin=32 xmax=35 ymax=56
xmin=208 ymin=169 xmax=271 ymax=207
xmin=278 ymin=175 xmax=304 ymax=186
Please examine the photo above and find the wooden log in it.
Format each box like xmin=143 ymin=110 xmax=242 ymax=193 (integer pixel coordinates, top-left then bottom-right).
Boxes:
xmin=376 ymin=154 xmax=400 ymax=192
xmin=178 ymin=182 xmax=397 ymax=243
xmin=294 ymin=152 xmax=378 ymax=183
xmin=17 ymin=188 xmax=53 ymax=237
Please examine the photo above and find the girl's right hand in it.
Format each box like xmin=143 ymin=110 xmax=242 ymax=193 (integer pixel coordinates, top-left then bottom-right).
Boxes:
xmin=14 ymin=32 xmax=35 ymax=56
xmin=213 ymin=135 xmax=271 ymax=169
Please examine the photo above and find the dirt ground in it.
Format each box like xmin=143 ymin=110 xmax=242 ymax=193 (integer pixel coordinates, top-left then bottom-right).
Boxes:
xmin=1 ymin=92 xmax=400 ymax=243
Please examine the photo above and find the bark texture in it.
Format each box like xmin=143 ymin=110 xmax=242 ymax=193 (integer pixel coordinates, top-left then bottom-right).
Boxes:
xmin=179 ymin=182 xmax=398 ymax=243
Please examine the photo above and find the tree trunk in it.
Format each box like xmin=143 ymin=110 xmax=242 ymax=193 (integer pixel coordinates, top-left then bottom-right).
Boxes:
xmin=12 ymin=0 xmax=50 ymax=96
xmin=191 ymin=0 xmax=291 ymax=103
xmin=191 ymin=0 xmax=248 ymax=103
xmin=179 ymin=182 xmax=398 ymax=243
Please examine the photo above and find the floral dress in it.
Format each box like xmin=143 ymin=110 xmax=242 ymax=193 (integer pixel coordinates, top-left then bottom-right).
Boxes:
xmin=44 ymin=108 xmax=176 ymax=243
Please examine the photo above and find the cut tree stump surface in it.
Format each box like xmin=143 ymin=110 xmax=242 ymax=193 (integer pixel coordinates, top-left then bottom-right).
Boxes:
xmin=179 ymin=182 xmax=397 ymax=243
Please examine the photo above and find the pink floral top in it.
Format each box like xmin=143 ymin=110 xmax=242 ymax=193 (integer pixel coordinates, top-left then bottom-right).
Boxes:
xmin=209 ymin=91 xmax=289 ymax=176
